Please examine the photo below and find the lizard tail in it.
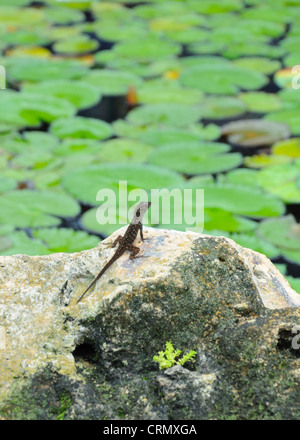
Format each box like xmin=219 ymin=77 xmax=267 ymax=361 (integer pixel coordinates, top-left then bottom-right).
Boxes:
xmin=76 ymin=255 xmax=120 ymax=304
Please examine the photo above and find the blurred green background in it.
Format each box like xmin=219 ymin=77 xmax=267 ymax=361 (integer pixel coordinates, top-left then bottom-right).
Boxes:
xmin=0 ymin=0 xmax=299 ymax=293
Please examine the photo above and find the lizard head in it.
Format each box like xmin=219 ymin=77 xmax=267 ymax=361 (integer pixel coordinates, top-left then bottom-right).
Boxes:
xmin=133 ymin=201 xmax=151 ymax=221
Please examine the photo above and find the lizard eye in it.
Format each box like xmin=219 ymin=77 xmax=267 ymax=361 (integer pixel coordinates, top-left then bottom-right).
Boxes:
xmin=136 ymin=209 xmax=140 ymax=217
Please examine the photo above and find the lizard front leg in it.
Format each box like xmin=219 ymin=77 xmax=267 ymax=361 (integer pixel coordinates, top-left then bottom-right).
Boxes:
xmin=139 ymin=223 xmax=144 ymax=241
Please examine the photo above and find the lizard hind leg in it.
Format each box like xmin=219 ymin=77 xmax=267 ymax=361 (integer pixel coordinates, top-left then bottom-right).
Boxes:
xmin=111 ymin=235 xmax=123 ymax=248
xmin=127 ymin=244 xmax=141 ymax=260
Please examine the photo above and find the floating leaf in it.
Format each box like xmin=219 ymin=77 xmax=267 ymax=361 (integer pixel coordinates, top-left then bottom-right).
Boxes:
xmin=180 ymin=64 xmax=267 ymax=94
xmin=221 ymin=120 xmax=290 ymax=147
xmin=95 ymin=21 xmax=148 ymax=42
xmin=63 ymin=163 xmax=184 ymax=204
xmin=0 ymin=177 xmax=17 ymax=193
xmin=188 ymin=0 xmax=242 ymax=14
xmin=232 ymin=57 xmax=281 ymax=75
xmin=285 ymin=276 xmax=300 ymax=295
xmin=257 ymin=216 xmax=300 ymax=251
xmin=148 ymin=142 xmax=242 ymax=175
xmin=44 ymin=5 xmax=85 ymax=24
xmin=50 ymin=116 xmax=112 ymax=140
xmin=139 ymin=124 xmax=220 ymax=146
xmin=0 ymin=231 xmax=49 ymax=256
xmin=81 ymin=207 xmax=128 ymax=236
xmin=272 ymin=138 xmax=300 ymax=158
xmin=22 ymin=80 xmax=101 ymax=110
xmin=112 ymin=35 xmax=181 ymax=61
xmin=4 ymin=57 xmax=89 ymax=83
xmin=244 ymin=154 xmax=291 ymax=169
xmin=53 ymin=34 xmax=99 ymax=55
xmin=127 ymin=103 xmax=202 ymax=127
xmin=225 ymin=168 xmax=261 ymax=188
xmin=85 ymin=69 xmax=142 ymax=96
xmin=96 ymin=138 xmax=153 ymax=163
xmin=199 ymin=96 xmax=246 ymax=119
xmin=0 ymin=190 xmax=80 ymax=228
xmin=33 ymin=228 xmax=99 ymax=253
xmin=230 ymin=233 xmax=280 ymax=259
xmin=265 ymin=109 xmax=300 ymax=135
xmin=239 ymin=92 xmax=282 ymax=113
xmin=53 ymin=138 xmax=102 ymax=156
xmin=0 ymin=5 xmax=45 ymax=27
xmin=274 ymin=67 xmax=297 ymax=89
xmin=282 ymin=249 xmax=300 ymax=266
xmin=0 ymin=235 xmax=13 ymax=252
xmin=0 ymin=90 xmax=76 ymax=127
xmin=136 ymin=81 xmax=203 ymax=105
xmin=198 ymin=183 xmax=284 ymax=218
xmin=223 ymin=41 xmax=285 ymax=59
xmin=257 ymin=163 xmax=300 ymax=203
xmin=205 ymin=208 xmax=257 ymax=233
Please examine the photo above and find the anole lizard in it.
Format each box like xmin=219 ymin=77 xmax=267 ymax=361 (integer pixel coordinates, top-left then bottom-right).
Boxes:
xmin=77 ymin=201 xmax=151 ymax=303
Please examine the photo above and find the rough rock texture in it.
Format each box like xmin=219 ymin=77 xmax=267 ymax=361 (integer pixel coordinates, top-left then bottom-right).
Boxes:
xmin=0 ymin=227 xmax=299 ymax=420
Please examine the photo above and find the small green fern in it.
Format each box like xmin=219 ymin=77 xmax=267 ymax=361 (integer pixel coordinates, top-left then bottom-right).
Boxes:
xmin=153 ymin=341 xmax=197 ymax=370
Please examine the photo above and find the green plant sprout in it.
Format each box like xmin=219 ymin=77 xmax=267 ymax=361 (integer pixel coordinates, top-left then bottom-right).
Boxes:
xmin=153 ymin=341 xmax=197 ymax=370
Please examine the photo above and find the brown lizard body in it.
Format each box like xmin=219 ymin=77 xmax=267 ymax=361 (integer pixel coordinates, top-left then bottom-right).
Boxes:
xmin=77 ymin=201 xmax=150 ymax=303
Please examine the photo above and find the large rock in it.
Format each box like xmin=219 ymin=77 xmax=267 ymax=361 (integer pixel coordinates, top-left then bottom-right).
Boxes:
xmin=0 ymin=227 xmax=299 ymax=419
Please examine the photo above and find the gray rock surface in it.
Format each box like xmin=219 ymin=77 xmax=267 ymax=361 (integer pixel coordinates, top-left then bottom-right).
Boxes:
xmin=0 ymin=227 xmax=299 ymax=419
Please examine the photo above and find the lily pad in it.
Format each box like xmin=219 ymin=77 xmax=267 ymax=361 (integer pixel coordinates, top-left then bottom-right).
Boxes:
xmin=257 ymin=215 xmax=300 ymax=251
xmin=221 ymin=120 xmax=290 ymax=147
xmin=96 ymin=138 xmax=153 ymax=163
xmin=232 ymin=57 xmax=281 ymax=75
xmin=4 ymin=57 xmax=89 ymax=83
xmin=0 ymin=177 xmax=17 ymax=193
xmin=199 ymin=96 xmax=247 ymax=119
xmin=0 ymin=190 xmax=80 ymax=228
xmin=265 ymin=109 xmax=300 ymax=135
xmin=272 ymin=138 xmax=300 ymax=158
xmin=188 ymin=0 xmax=242 ymax=14
xmin=44 ymin=5 xmax=85 ymax=24
xmin=63 ymin=163 xmax=184 ymax=205
xmin=0 ymin=6 xmax=45 ymax=27
xmin=50 ymin=116 xmax=112 ymax=140
xmin=22 ymin=80 xmax=101 ymax=110
xmin=244 ymin=154 xmax=291 ymax=169
xmin=81 ymin=207 xmax=129 ymax=236
xmin=148 ymin=142 xmax=242 ymax=175
xmin=0 ymin=90 xmax=76 ymax=127
xmin=53 ymin=139 xmax=102 ymax=156
xmin=0 ymin=231 xmax=49 ymax=256
xmin=230 ymin=233 xmax=280 ymax=259
xmin=195 ymin=182 xmax=285 ymax=218
xmin=112 ymin=35 xmax=181 ymax=61
xmin=285 ymin=276 xmax=300 ymax=295
xmin=225 ymin=168 xmax=261 ymax=188
xmin=136 ymin=81 xmax=203 ymax=105
xmin=204 ymin=208 xmax=257 ymax=233
xmin=223 ymin=41 xmax=286 ymax=59
xmin=53 ymin=34 xmax=99 ymax=55
xmin=257 ymin=163 xmax=300 ymax=203
xmin=95 ymin=22 xmax=148 ymax=42
xmin=126 ymin=103 xmax=202 ymax=127
xmin=33 ymin=228 xmax=99 ymax=253
xmin=139 ymin=124 xmax=221 ymax=145
xmin=180 ymin=64 xmax=267 ymax=94
xmin=239 ymin=92 xmax=282 ymax=113
xmin=283 ymin=249 xmax=300 ymax=266
xmin=274 ymin=67 xmax=297 ymax=89
xmin=85 ymin=69 xmax=142 ymax=96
